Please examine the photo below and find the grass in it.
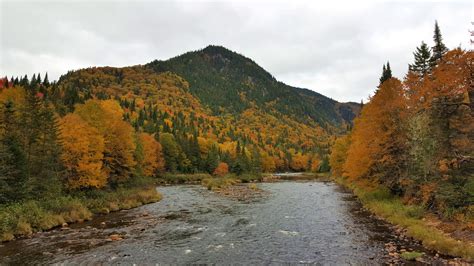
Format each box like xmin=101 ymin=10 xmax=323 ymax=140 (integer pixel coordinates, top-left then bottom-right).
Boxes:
xmin=333 ymin=176 xmax=474 ymax=261
xmin=0 ymin=181 xmax=162 ymax=242
xmin=157 ymin=173 xmax=212 ymax=184
xmin=201 ymin=173 xmax=263 ymax=191
xmin=201 ymin=176 xmax=239 ymax=190
xmin=401 ymin=251 xmax=424 ymax=261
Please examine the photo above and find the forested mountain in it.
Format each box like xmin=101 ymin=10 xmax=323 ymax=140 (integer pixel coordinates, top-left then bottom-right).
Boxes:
xmin=147 ymin=45 xmax=358 ymax=126
xmin=51 ymin=45 xmax=359 ymax=176
xmin=0 ymin=45 xmax=359 ymax=202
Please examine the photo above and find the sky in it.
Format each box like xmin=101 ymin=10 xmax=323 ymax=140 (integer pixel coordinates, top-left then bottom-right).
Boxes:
xmin=0 ymin=0 xmax=472 ymax=103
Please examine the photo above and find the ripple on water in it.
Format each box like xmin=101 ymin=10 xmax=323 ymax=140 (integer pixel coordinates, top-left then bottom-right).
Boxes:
xmin=0 ymin=182 xmax=419 ymax=264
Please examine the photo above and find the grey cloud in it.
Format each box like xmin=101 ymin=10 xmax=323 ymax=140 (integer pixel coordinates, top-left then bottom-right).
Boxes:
xmin=0 ymin=0 xmax=471 ymax=102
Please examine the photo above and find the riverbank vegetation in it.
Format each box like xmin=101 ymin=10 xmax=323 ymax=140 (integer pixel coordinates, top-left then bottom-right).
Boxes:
xmin=0 ymin=183 xmax=161 ymax=242
xmin=330 ymin=22 xmax=473 ymax=260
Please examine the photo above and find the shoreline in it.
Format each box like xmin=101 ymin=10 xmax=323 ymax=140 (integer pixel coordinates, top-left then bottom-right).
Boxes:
xmin=3 ymin=175 xmax=472 ymax=263
xmin=0 ymin=185 xmax=162 ymax=243
xmin=332 ymin=176 xmax=474 ymax=262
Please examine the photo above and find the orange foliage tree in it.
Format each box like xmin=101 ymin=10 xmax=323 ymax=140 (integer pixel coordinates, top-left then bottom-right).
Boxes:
xmin=213 ymin=162 xmax=229 ymax=176
xmin=344 ymin=78 xmax=407 ymax=189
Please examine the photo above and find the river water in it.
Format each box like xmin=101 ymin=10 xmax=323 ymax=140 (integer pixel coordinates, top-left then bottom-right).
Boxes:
xmin=0 ymin=181 xmax=429 ymax=264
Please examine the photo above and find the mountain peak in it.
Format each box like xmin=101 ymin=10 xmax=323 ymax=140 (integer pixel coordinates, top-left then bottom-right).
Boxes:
xmin=202 ymin=45 xmax=233 ymax=54
xmin=146 ymin=46 xmax=359 ymax=125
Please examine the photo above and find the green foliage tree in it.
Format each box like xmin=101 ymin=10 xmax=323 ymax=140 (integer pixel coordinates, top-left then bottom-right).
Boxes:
xmin=430 ymin=21 xmax=448 ymax=66
xmin=409 ymin=41 xmax=432 ymax=77
xmin=379 ymin=61 xmax=392 ymax=86
xmin=159 ymin=133 xmax=180 ymax=172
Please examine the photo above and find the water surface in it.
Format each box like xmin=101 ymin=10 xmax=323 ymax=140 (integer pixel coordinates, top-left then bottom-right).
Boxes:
xmin=0 ymin=182 xmax=420 ymax=264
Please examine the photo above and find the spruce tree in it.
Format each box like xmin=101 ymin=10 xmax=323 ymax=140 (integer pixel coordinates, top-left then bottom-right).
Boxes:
xmin=43 ymin=72 xmax=50 ymax=87
xmin=409 ymin=41 xmax=432 ymax=77
xmin=379 ymin=61 xmax=393 ymax=86
xmin=431 ymin=21 xmax=448 ymax=66
xmin=0 ymin=101 xmax=28 ymax=203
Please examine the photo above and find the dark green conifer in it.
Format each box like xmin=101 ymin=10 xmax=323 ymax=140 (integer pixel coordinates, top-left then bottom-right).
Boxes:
xmin=409 ymin=41 xmax=432 ymax=76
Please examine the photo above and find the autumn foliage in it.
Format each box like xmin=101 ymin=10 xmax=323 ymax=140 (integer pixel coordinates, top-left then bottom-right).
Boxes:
xmin=59 ymin=114 xmax=107 ymax=189
xmin=331 ymin=48 xmax=473 ymax=216
xmin=213 ymin=162 xmax=229 ymax=176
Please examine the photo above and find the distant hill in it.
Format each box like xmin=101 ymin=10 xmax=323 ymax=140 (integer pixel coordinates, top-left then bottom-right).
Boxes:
xmin=56 ymin=45 xmax=360 ymax=172
xmin=147 ymin=45 xmax=359 ymax=126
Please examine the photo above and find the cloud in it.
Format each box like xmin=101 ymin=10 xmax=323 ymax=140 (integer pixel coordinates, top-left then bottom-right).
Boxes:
xmin=0 ymin=0 xmax=471 ymax=102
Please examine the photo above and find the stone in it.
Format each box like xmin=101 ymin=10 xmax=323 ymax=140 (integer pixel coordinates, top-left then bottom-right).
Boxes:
xmin=109 ymin=234 xmax=123 ymax=241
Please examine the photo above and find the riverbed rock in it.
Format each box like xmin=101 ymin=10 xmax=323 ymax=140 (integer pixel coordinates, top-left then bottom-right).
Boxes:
xmin=108 ymin=234 xmax=123 ymax=241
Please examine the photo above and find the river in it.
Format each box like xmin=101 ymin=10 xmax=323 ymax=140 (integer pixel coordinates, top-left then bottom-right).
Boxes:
xmin=0 ymin=181 xmax=435 ymax=264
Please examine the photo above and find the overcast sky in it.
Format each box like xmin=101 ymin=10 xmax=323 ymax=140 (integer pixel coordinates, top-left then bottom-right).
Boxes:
xmin=0 ymin=0 xmax=472 ymax=102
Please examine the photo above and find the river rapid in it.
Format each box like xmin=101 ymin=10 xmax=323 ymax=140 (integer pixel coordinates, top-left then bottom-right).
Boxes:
xmin=0 ymin=181 xmax=439 ymax=264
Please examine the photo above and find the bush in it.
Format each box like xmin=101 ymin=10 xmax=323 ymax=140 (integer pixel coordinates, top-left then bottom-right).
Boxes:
xmin=0 ymin=186 xmax=162 ymax=242
xmin=401 ymin=251 xmax=423 ymax=261
xmin=201 ymin=177 xmax=239 ymax=190
xmin=159 ymin=173 xmax=211 ymax=184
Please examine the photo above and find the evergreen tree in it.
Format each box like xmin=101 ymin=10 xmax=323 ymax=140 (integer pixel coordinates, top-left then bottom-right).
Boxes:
xmin=43 ymin=72 xmax=50 ymax=87
xmin=0 ymin=101 xmax=28 ymax=203
xmin=204 ymin=145 xmax=219 ymax=174
xmin=430 ymin=21 xmax=448 ymax=66
xmin=379 ymin=61 xmax=392 ymax=86
xmin=409 ymin=41 xmax=432 ymax=77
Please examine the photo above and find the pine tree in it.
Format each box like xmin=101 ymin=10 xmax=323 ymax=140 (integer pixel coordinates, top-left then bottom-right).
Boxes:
xmin=379 ymin=61 xmax=393 ymax=86
xmin=409 ymin=41 xmax=432 ymax=77
xmin=43 ymin=72 xmax=50 ymax=87
xmin=431 ymin=21 xmax=448 ymax=66
xmin=0 ymin=100 xmax=29 ymax=203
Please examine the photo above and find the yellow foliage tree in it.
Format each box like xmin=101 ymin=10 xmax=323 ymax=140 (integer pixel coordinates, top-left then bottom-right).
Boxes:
xmin=74 ymin=99 xmax=136 ymax=185
xmin=139 ymin=133 xmax=165 ymax=176
xmin=290 ymin=152 xmax=310 ymax=171
xmin=329 ymin=135 xmax=350 ymax=177
xmin=59 ymin=114 xmax=107 ymax=189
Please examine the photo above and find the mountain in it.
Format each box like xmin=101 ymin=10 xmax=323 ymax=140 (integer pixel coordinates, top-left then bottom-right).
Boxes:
xmin=55 ymin=45 xmax=360 ymax=172
xmin=147 ymin=45 xmax=359 ymax=126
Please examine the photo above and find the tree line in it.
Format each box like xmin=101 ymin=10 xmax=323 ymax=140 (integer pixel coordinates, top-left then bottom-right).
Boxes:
xmin=330 ymin=21 xmax=473 ymax=218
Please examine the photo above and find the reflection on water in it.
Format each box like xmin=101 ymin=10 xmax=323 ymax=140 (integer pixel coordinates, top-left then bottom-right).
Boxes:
xmin=0 ymin=182 xmax=423 ymax=264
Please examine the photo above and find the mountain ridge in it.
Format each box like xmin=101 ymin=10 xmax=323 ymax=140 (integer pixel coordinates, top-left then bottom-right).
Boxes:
xmin=146 ymin=45 xmax=359 ymax=126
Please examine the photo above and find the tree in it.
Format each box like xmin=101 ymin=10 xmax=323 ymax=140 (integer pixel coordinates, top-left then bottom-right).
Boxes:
xmin=329 ymin=135 xmax=350 ymax=177
xmin=430 ymin=21 xmax=448 ymax=66
xmin=379 ymin=61 xmax=392 ymax=86
xmin=138 ymin=133 xmax=165 ymax=177
xmin=344 ymin=78 xmax=407 ymax=191
xmin=59 ymin=114 xmax=107 ymax=189
xmin=310 ymin=155 xmax=321 ymax=172
xmin=0 ymin=100 xmax=28 ymax=203
xmin=204 ymin=144 xmax=219 ymax=174
xmin=159 ymin=133 xmax=180 ymax=172
xmin=290 ymin=152 xmax=309 ymax=171
xmin=75 ymin=99 xmax=136 ymax=186
xmin=261 ymin=152 xmax=276 ymax=172
xmin=213 ymin=162 xmax=229 ymax=176
xmin=409 ymin=41 xmax=432 ymax=77
xmin=43 ymin=73 xmax=50 ymax=87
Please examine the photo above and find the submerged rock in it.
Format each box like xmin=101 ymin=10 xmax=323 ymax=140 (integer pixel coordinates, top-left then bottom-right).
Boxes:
xmin=108 ymin=234 xmax=123 ymax=241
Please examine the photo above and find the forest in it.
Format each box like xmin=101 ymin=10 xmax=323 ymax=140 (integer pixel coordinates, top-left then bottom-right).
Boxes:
xmin=0 ymin=44 xmax=354 ymax=241
xmin=330 ymin=22 xmax=473 ymax=221
xmin=0 ymin=21 xmax=472 ymax=262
